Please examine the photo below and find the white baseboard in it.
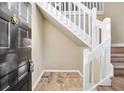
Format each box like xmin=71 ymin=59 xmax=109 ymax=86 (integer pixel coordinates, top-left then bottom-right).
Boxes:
xmin=32 ymin=70 xmax=45 ymax=91
xmin=32 ymin=69 xmax=83 ymax=90
xmin=44 ymin=69 xmax=83 ymax=78
xmin=112 ymin=43 xmax=124 ymax=47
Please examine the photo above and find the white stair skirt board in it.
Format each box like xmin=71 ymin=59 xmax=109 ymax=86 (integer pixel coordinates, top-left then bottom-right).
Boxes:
xmin=32 ymin=70 xmax=83 ymax=91
xmin=112 ymin=43 xmax=124 ymax=47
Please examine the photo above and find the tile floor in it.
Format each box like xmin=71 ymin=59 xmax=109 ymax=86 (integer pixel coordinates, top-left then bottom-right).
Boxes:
xmin=35 ymin=72 xmax=83 ymax=91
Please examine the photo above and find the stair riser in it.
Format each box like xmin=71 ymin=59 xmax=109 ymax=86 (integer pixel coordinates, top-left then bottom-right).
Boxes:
xmin=97 ymin=86 xmax=114 ymax=91
xmin=112 ymin=47 xmax=124 ymax=53
xmin=111 ymin=58 xmax=124 ymax=63
xmin=114 ymin=69 xmax=124 ymax=76
xmin=100 ymin=47 xmax=124 ymax=91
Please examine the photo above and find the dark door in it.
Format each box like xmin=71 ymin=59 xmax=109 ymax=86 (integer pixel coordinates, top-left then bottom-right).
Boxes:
xmin=0 ymin=9 xmax=18 ymax=90
xmin=0 ymin=5 xmax=32 ymax=91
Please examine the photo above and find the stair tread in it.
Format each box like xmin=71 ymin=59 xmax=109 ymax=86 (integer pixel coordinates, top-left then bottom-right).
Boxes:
xmin=111 ymin=53 xmax=124 ymax=57
xmin=112 ymin=76 xmax=124 ymax=81
xmin=97 ymin=85 xmax=114 ymax=91
xmin=112 ymin=77 xmax=124 ymax=90
xmin=112 ymin=57 xmax=124 ymax=59
xmin=111 ymin=47 xmax=124 ymax=53
xmin=112 ymin=63 xmax=124 ymax=69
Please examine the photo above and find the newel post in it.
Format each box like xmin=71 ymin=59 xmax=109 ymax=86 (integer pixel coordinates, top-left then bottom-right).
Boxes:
xmin=103 ymin=18 xmax=112 ymax=76
xmin=91 ymin=8 xmax=97 ymax=49
xmin=83 ymin=49 xmax=90 ymax=90
xmin=102 ymin=18 xmax=111 ymax=42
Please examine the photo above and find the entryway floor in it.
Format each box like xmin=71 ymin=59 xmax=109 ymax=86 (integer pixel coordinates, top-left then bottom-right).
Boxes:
xmin=34 ymin=72 xmax=83 ymax=91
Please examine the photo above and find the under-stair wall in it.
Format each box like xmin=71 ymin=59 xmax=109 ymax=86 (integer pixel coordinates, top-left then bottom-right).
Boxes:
xmin=43 ymin=19 xmax=84 ymax=73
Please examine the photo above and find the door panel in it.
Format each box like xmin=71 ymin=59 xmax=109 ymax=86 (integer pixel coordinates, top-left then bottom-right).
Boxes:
xmin=0 ymin=3 xmax=32 ymax=91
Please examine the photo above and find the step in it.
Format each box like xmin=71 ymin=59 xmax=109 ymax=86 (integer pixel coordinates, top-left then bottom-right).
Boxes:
xmin=111 ymin=53 xmax=124 ymax=58
xmin=111 ymin=77 xmax=124 ymax=90
xmin=112 ymin=63 xmax=124 ymax=69
xmin=111 ymin=57 xmax=124 ymax=63
xmin=111 ymin=47 xmax=124 ymax=54
xmin=114 ymin=69 xmax=124 ymax=76
xmin=97 ymin=85 xmax=114 ymax=91
xmin=112 ymin=63 xmax=124 ymax=76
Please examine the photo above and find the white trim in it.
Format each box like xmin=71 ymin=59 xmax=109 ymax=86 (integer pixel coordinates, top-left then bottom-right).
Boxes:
xmin=32 ymin=70 xmax=45 ymax=91
xmin=112 ymin=43 xmax=124 ymax=47
xmin=44 ymin=70 xmax=83 ymax=78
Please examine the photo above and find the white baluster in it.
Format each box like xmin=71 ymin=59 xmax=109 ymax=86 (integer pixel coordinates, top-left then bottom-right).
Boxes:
xmin=78 ymin=4 xmax=81 ymax=30
xmin=91 ymin=60 xmax=94 ymax=84
xmin=70 ymin=2 xmax=72 ymax=21
xmin=54 ymin=2 xmax=57 ymax=15
xmin=60 ymin=2 xmax=63 ymax=20
xmin=44 ymin=2 xmax=48 ymax=9
xmin=59 ymin=2 xmax=61 ymax=19
xmin=73 ymin=3 xmax=76 ymax=27
xmin=89 ymin=12 xmax=91 ymax=38
xmin=68 ymin=2 xmax=71 ymax=25
xmin=48 ymin=2 xmax=51 ymax=11
xmin=8 ymin=2 xmax=11 ymax=9
xmin=102 ymin=2 xmax=104 ymax=12
xmin=91 ymin=8 xmax=97 ymax=48
xmin=64 ymin=2 xmax=67 ymax=23
xmin=64 ymin=2 xmax=66 ymax=16
xmin=83 ymin=5 xmax=86 ymax=35
xmin=51 ymin=2 xmax=53 ymax=12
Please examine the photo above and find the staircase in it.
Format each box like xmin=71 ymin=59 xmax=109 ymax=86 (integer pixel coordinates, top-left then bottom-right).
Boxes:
xmin=37 ymin=2 xmax=93 ymax=47
xmin=36 ymin=2 xmax=112 ymax=91
xmin=97 ymin=47 xmax=124 ymax=91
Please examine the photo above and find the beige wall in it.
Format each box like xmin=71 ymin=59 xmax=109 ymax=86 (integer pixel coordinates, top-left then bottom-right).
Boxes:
xmin=104 ymin=2 xmax=124 ymax=43
xmin=32 ymin=4 xmax=84 ymax=88
xmin=43 ymin=20 xmax=83 ymax=73
xmin=32 ymin=3 xmax=44 ymax=87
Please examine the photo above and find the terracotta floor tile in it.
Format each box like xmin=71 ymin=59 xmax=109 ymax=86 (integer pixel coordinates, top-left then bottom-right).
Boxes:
xmin=35 ymin=72 xmax=83 ymax=91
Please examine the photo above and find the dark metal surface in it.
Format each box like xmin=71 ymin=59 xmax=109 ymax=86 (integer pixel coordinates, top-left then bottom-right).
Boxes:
xmin=0 ymin=3 xmax=32 ymax=91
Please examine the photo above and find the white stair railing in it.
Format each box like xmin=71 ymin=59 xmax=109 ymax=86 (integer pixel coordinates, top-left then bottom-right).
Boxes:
xmin=37 ymin=2 xmax=112 ymax=91
xmin=38 ymin=2 xmax=92 ymax=47
xmin=52 ymin=2 xmax=92 ymax=39
xmin=83 ymin=17 xmax=112 ymax=90
xmin=82 ymin=2 xmax=104 ymax=14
